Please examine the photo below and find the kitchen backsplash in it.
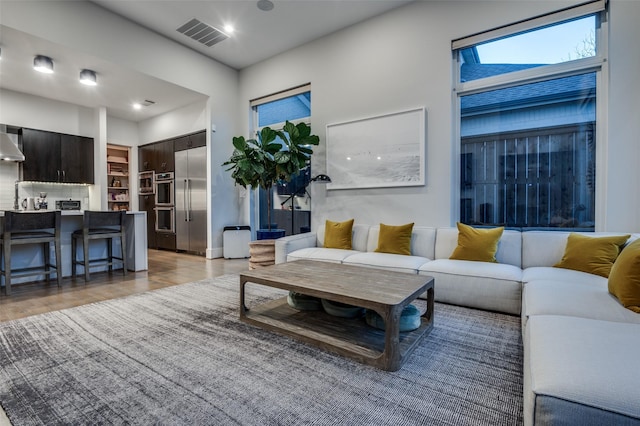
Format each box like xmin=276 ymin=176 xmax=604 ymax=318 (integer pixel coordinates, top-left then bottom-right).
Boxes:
xmin=15 ymin=181 xmax=90 ymax=211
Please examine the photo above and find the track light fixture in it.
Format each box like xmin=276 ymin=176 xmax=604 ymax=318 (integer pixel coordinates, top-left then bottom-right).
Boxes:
xmin=79 ymin=69 xmax=97 ymax=86
xmin=33 ymin=55 xmax=54 ymax=74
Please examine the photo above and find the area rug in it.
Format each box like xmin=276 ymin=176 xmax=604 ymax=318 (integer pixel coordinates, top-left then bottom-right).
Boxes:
xmin=0 ymin=275 xmax=523 ymax=425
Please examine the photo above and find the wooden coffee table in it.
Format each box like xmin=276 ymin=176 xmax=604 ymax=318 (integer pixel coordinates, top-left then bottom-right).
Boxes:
xmin=240 ymin=260 xmax=434 ymax=371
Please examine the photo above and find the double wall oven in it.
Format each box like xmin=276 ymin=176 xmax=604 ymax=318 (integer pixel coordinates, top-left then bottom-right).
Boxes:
xmin=154 ymin=172 xmax=175 ymax=233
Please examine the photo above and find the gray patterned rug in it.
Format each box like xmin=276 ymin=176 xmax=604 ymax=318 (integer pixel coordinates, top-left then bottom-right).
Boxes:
xmin=0 ymin=274 xmax=523 ymax=425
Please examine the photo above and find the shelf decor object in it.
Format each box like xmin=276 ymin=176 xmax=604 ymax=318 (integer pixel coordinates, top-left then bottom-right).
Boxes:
xmin=326 ymin=107 xmax=426 ymax=190
xmin=106 ymin=144 xmax=130 ymax=211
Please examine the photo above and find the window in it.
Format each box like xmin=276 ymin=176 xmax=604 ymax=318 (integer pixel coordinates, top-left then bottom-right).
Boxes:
xmin=454 ymin=1 xmax=605 ymax=230
xmin=251 ymin=84 xmax=312 ymax=235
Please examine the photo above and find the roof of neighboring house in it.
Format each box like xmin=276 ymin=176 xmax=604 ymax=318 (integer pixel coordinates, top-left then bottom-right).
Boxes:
xmin=460 ymin=63 xmax=596 ymax=113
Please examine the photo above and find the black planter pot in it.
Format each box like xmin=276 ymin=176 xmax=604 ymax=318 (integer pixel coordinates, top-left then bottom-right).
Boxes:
xmin=256 ymin=229 xmax=286 ymax=240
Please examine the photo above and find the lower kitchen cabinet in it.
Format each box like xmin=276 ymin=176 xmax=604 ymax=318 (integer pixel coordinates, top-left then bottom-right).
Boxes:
xmin=156 ymin=232 xmax=176 ymax=251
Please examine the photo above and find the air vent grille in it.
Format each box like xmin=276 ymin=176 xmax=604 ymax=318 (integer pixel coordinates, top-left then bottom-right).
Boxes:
xmin=177 ymin=18 xmax=229 ymax=47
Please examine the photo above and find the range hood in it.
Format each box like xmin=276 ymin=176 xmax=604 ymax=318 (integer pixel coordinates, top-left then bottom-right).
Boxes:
xmin=0 ymin=132 xmax=25 ymax=162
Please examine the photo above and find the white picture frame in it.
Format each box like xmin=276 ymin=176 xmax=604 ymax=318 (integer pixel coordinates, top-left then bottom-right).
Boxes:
xmin=326 ymin=107 xmax=426 ymax=190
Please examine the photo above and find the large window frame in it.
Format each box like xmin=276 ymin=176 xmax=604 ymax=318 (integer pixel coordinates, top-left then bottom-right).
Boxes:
xmin=452 ymin=0 xmax=608 ymax=230
xmin=249 ymin=84 xmax=312 ymax=236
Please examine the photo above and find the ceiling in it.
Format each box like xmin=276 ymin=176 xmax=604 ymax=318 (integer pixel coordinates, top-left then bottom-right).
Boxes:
xmin=91 ymin=0 xmax=414 ymax=70
xmin=0 ymin=0 xmax=413 ymax=123
xmin=0 ymin=25 xmax=208 ymax=122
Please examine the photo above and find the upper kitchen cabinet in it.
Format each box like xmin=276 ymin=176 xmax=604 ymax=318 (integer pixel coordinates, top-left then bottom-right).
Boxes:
xmin=174 ymin=131 xmax=206 ymax=152
xmin=138 ymin=139 xmax=174 ymax=173
xmin=156 ymin=139 xmax=174 ymax=172
xmin=20 ymin=128 xmax=94 ymax=184
xmin=61 ymin=134 xmax=94 ymax=183
xmin=139 ymin=143 xmax=156 ymax=172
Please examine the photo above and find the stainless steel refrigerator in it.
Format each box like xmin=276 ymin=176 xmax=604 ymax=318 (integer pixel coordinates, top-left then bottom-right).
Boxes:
xmin=175 ymin=145 xmax=207 ymax=255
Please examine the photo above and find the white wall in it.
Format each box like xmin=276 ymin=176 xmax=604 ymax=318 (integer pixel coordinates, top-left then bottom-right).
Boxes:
xmin=238 ymin=0 xmax=640 ymax=233
xmin=1 ymin=0 xmax=241 ymax=256
xmin=0 ymin=88 xmax=94 ymax=137
xmin=0 ymin=89 xmax=97 ymax=210
xmin=138 ymin=100 xmax=207 ymax=145
xmin=605 ymin=0 xmax=640 ymax=232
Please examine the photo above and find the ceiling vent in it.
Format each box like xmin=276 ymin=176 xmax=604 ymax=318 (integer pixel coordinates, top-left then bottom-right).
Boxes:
xmin=142 ymin=100 xmax=155 ymax=107
xmin=177 ymin=18 xmax=229 ymax=47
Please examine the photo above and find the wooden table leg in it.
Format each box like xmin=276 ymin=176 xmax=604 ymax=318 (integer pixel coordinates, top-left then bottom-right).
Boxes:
xmin=240 ymin=276 xmax=248 ymax=319
xmin=382 ymin=304 xmax=403 ymax=371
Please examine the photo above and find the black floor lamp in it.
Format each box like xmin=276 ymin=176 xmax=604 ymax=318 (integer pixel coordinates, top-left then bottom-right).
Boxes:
xmin=280 ymin=174 xmax=331 ymax=234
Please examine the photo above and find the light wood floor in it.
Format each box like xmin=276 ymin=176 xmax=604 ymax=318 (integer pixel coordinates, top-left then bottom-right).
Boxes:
xmin=0 ymin=250 xmax=250 ymax=323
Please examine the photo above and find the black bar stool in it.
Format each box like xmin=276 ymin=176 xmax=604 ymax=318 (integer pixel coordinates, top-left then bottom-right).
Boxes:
xmin=1 ymin=211 xmax=62 ymax=296
xmin=72 ymin=211 xmax=128 ymax=281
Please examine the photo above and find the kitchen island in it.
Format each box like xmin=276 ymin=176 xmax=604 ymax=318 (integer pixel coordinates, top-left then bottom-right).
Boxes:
xmin=0 ymin=210 xmax=147 ymax=286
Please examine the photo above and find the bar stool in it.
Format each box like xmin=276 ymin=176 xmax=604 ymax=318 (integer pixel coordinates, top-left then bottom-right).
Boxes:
xmin=72 ymin=211 xmax=127 ymax=281
xmin=0 ymin=211 xmax=62 ymax=296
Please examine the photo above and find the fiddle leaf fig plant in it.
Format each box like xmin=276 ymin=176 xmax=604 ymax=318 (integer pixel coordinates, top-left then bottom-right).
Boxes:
xmin=223 ymin=121 xmax=319 ymax=231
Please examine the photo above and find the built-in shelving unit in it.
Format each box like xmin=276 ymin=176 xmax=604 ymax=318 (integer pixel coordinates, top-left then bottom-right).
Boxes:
xmin=107 ymin=144 xmax=130 ymax=211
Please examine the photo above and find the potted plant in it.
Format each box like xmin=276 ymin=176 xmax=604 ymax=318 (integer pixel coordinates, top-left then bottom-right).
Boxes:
xmin=223 ymin=121 xmax=319 ymax=240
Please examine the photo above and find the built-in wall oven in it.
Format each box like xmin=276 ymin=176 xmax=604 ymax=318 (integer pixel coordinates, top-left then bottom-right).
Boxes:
xmin=155 ymin=172 xmax=174 ymax=206
xmin=154 ymin=172 xmax=175 ymax=233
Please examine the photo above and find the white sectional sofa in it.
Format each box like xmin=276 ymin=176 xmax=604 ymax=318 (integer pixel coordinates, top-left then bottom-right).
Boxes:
xmin=275 ymin=224 xmax=640 ymax=426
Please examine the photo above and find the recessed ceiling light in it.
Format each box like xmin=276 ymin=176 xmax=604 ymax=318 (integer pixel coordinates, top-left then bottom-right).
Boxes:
xmin=79 ymin=69 xmax=97 ymax=86
xmin=257 ymin=0 xmax=274 ymax=12
xmin=133 ymin=103 xmax=142 ymax=110
xmin=33 ymin=55 xmax=54 ymax=74
xmin=224 ymin=24 xmax=234 ymax=34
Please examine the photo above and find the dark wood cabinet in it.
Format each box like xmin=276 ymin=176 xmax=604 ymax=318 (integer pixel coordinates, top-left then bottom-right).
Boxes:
xmin=21 ymin=128 xmax=94 ymax=183
xmin=156 ymin=140 xmax=174 ymax=172
xmin=156 ymin=232 xmax=176 ymax=251
xmin=138 ymin=144 xmax=156 ymax=172
xmin=61 ymin=134 xmax=94 ymax=184
xmin=174 ymin=131 xmax=206 ymax=152
xmin=139 ymin=140 xmax=174 ymax=173
xmin=21 ymin=128 xmax=60 ymax=182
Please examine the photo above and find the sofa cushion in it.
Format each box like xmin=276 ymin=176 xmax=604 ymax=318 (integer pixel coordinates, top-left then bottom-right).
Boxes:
xmin=524 ymin=316 xmax=640 ymax=425
xmin=366 ymin=226 xmax=436 ymax=259
xmin=419 ymin=259 xmax=522 ymax=314
xmin=435 ymin=227 xmax=522 ymax=268
xmin=375 ymin=222 xmax=414 ymax=255
xmin=608 ymin=238 xmax=640 ymax=313
xmin=317 ymin=224 xmax=370 ymax=252
xmin=554 ymin=233 xmax=630 ymax=278
xmin=287 ymin=247 xmax=360 ymax=264
xmin=324 ymin=219 xmax=354 ymax=249
xmin=522 ymin=231 xmax=636 ymax=269
xmin=522 ymin=280 xmax=640 ymax=328
xmin=343 ymin=252 xmax=428 ymax=274
xmin=449 ymin=222 xmax=504 ymax=263
xmin=522 ymin=266 xmax=606 ymax=285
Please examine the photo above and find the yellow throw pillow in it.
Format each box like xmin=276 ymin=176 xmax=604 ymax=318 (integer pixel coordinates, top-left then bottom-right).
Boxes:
xmin=450 ymin=222 xmax=504 ymax=263
xmin=324 ymin=219 xmax=354 ymax=249
xmin=375 ymin=223 xmax=414 ymax=255
xmin=554 ymin=233 xmax=630 ymax=278
xmin=608 ymin=238 xmax=640 ymax=313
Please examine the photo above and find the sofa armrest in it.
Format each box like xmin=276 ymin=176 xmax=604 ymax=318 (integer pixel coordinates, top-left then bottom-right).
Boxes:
xmin=275 ymin=233 xmax=319 ymax=264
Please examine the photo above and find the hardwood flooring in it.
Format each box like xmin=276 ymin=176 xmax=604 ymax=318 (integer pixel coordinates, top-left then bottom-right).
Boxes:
xmin=0 ymin=250 xmax=250 ymax=323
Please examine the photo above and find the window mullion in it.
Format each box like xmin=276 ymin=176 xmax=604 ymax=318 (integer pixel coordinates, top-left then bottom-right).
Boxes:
xmin=456 ymin=56 xmax=603 ymax=97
